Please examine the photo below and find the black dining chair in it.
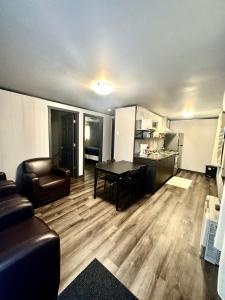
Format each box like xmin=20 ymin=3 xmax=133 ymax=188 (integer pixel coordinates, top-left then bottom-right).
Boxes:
xmin=122 ymin=165 xmax=146 ymax=202
xmin=96 ymin=160 xmax=117 ymax=197
xmin=103 ymin=160 xmax=118 ymax=197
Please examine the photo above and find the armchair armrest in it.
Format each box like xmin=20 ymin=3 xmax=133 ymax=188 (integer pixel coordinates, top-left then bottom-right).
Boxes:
xmin=22 ymin=173 xmax=40 ymax=206
xmin=23 ymin=172 xmax=39 ymax=182
xmin=52 ymin=167 xmax=70 ymax=178
xmin=0 ymin=172 xmax=7 ymax=181
xmin=22 ymin=173 xmax=39 ymax=190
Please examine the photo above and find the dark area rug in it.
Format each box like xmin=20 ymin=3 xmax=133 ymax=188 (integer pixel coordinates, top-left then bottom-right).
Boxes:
xmin=58 ymin=258 xmax=138 ymax=300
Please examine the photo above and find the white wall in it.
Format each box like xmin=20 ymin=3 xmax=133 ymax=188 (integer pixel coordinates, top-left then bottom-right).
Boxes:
xmin=0 ymin=89 xmax=112 ymax=179
xmin=217 ymin=168 xmax=224 ymax=199
xmin=170 ymin=118 xmax=217 ymax=173
xmin=216 ymin=113 xmax=225 ymax=199
xmin=114 ymin=106 xmax=136 ymax=162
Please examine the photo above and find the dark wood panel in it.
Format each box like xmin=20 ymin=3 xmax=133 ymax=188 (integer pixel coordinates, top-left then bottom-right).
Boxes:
xmin=134 ymin=155 xmax=175 ymax=193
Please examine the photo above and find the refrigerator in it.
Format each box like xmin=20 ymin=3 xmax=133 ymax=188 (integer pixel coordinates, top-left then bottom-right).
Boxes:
xmin=164 ymin=133 xmax=184 ymax=174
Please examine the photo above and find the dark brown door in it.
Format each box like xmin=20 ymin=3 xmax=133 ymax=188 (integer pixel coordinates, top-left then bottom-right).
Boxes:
xmin=60 ymin=114 xmax=75 ymax=176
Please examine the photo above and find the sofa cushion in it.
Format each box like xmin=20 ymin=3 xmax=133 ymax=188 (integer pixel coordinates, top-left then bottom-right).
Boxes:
xmin=0 ymin=193 xmax=24 ymax=202
xmin=23 ymin=158 xmax=53 ymax=177
xmin=0 ymin=180 xmax=14 ymax=186
xmin=39 ymin=175 xmax=65 ymax=190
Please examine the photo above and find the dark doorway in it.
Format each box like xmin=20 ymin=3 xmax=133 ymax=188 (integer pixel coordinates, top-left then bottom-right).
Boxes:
xmin=49 ymin=108 xmax=78 ymax=177
xmin=83 ymin=114 xmax=103 ymax=174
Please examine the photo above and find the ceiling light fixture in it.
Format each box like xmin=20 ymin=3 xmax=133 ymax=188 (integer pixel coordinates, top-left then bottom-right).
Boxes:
xmin=182 ymin=111 xmax=193 ymax=118
xmin=91 ymin=80 xmax=114 ymax=96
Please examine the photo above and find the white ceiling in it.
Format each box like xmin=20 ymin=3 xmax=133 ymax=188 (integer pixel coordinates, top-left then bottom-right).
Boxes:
xmin=0 ymin=0 xmax=225 ymax=118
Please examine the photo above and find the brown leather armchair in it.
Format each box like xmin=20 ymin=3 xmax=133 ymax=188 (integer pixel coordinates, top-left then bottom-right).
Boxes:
xmin=21 ymin=157 xmax=71 ymax=207
xmin=0 ymin=172 xmax=60 ymax=300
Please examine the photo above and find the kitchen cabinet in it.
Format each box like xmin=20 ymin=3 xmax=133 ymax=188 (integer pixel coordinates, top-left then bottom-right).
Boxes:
xmin=114 ymin=105 xmax=165 ymax=161
xmin=133 ymin=154 xmax=175 ymax=193
xmin=136 ymin=106 xmax=163 ymax=131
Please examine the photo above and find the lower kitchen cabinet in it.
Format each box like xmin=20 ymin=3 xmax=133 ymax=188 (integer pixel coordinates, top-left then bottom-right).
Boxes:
xmin=134 ymin=155 xmax=175 ymax=193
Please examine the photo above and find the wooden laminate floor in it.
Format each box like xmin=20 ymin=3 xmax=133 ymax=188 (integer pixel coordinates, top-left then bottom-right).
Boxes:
xmin=36 ymin=170 xmax=219 ymax=300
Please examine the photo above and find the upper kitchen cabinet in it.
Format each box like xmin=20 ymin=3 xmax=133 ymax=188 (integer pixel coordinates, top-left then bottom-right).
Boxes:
xmin=136 ymin=106 xmax=164 ymax=131
xmin=114 ymin=105 xmax=168 ymax=162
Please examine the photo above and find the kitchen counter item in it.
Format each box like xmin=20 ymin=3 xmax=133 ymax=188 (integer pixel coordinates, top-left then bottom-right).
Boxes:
xmin=134 ymin=151 xmax=176 ymax=161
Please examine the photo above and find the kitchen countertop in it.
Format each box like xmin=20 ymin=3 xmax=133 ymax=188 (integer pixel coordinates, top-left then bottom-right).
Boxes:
xmin=134 ymin=151 xmax=177 ymax=161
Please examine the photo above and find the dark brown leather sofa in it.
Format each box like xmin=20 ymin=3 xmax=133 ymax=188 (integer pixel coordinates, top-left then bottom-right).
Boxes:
xmin=22 ymin=157 xmax=71 ymax=207
xmin=0 ymin=173 xmax=60 ymax=300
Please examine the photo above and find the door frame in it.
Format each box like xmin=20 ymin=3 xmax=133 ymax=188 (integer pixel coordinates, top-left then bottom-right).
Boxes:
xmin=111 ymin=117 xmax=115 ymax=160
xmin=48 ymin=106 xmax=79 ymax=177
xmin=83 ymin=114 xmax=103 ymax=170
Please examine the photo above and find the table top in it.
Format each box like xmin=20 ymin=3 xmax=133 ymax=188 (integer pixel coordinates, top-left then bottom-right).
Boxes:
xmin=95 ymin=160 xmax=142 ymax=175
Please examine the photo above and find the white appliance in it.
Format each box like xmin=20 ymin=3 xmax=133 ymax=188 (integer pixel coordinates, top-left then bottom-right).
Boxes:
xmin=164 ymin=133 xmax=184 ymax=174
xmin=200 ymin=195 xmax=221 ymax=265
xmin=140 ymin=144 xmax=148 ymax=155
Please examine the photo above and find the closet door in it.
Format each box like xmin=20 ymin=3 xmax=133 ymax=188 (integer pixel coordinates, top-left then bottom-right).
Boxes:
xmin=61 ymin=114 xmax=75 ymax=176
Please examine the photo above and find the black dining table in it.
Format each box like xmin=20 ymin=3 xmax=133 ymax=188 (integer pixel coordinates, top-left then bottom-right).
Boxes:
xmin=94 ymin=160 xmax=142 ymax=211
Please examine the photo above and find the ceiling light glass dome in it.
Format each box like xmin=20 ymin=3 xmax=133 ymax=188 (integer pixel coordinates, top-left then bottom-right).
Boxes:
xmin=91 ymin=80 xmax=114 ymax=95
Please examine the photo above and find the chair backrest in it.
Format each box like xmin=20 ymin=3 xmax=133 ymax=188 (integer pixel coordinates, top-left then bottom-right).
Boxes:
xmin=127 ymin=165 xmax=146 ymax=179
xmin=96 ymin=161 xmax=108 ymax=167
xmin=23 ymin=158 xmax=53 ymax=177
xmin=137 ymin=165 xmax=147 ymax=173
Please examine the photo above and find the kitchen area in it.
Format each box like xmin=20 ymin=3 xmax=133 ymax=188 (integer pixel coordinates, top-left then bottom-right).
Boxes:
xmin=114 ymin=105 xmax=184 ymax=193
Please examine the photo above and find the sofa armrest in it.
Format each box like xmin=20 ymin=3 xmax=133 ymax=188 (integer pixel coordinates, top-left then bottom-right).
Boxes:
xmin=0 ymin=172 xmax=7 ymax=181
xmin=52 ymin=167 xmax=70 ymax=179
xmin=0 ymin=197 xmax=34 ymax=231
xmin=0 ymin=182 xmax=17 ymax=198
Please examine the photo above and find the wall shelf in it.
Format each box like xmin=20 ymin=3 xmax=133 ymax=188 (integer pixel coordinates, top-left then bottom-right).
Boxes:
xmin=135 ymin=129 xmax=155 ymax=139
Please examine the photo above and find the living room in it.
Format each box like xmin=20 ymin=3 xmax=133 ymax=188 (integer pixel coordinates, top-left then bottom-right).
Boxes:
xmin=0 ymin=1 xmax=225 ymax=300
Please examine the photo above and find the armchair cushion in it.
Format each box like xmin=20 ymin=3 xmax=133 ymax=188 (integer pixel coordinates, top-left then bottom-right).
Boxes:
xmin=23 ymin=158 xmax=53 ymax=177
xmin=39 ymin=175 xmax=65 ymax=190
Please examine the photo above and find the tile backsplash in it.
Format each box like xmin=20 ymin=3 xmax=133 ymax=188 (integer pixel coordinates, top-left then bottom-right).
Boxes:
xmin=134 ymin=138 xmax=164 ymax=154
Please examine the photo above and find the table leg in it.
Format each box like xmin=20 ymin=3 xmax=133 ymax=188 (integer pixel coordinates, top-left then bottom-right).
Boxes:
xmin=116 ymin=177 xmax=120 ymax=211
xmin=94 ymin=168 xmax=97 ymax=199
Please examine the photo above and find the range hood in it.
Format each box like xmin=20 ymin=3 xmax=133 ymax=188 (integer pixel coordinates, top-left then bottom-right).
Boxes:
xmin=158 ymin=117 xmax=175 ymax=134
